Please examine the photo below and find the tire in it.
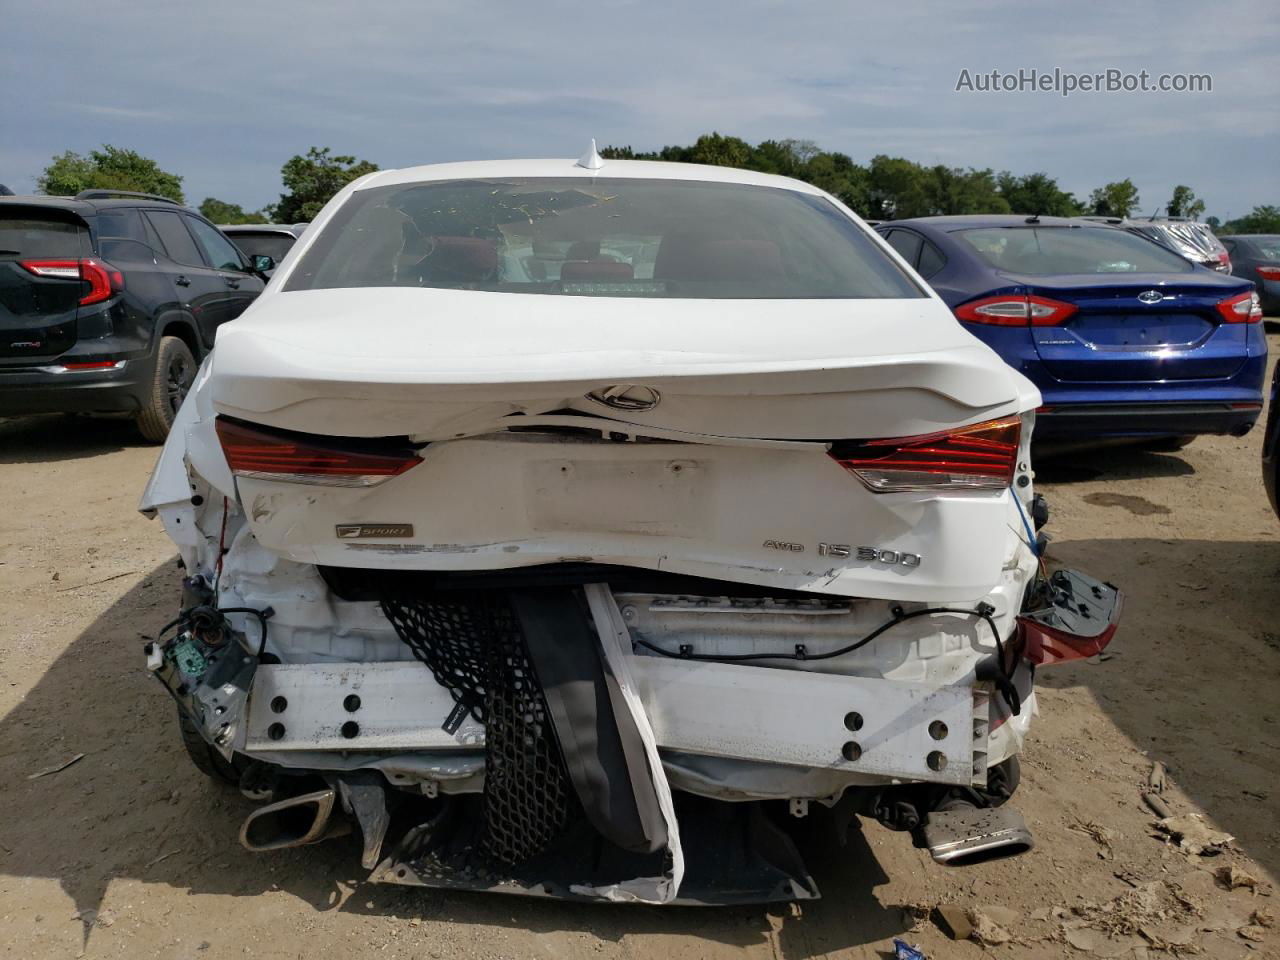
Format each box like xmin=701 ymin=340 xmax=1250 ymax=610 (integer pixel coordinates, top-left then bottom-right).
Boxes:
xmin=136 ymin=336 xmax=196 ymax=443
xmin=177 ymin=709 xmax=245 ymax=785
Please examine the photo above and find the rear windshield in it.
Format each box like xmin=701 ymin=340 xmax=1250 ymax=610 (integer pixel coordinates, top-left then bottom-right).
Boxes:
xmin=1250 ymin=237 xmax=1280 ymax=261
xmin=957 ymin=226 xmax=1195 ymax=275
xmin=227 ymin=232 xmax=296 ymax=262
xmin=284 ymin=178 xmax=923 ymax=299
xmin=0 ymin=212 xmax=87 ymax=259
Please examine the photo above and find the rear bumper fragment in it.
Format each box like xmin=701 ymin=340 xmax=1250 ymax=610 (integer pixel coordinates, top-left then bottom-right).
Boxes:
xmin=1034 ymin=401 xmax=1261 ymax=438
xmin=0 ymin=359 xmax=149 ymax=415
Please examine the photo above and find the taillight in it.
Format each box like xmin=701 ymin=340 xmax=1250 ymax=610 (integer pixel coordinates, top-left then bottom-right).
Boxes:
xmin=1257 ymin=266 xmax=1280 ymax=280
xmin=828 ymin=415 xmax=1021 ymax=493
xmin=953 ymin=294 xmax=1077 ymax=327
xmin=1017 ymin=615 xmax=1121 ymax=666
xmin=19 ymin=258 xmax=122 ymax=306
xmin=1215 ymin=290 xmax=1262 ymax=324
xmin=215 ymin=417 xmax=423 ymax=487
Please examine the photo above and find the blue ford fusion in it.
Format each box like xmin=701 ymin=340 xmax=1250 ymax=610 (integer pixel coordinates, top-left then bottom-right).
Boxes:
xmin=876 ymin=215 xmax=1267 ymax=442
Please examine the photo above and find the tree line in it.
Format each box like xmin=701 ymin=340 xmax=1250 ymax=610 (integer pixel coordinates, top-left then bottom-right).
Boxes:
xmin=29 ymin=136 xmax=1280 ymax=234
xmin=36 ymin=146 xmax=378 ymax=225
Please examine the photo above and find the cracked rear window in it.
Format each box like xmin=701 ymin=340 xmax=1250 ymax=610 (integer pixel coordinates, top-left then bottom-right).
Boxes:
xmin=284 ymin=178 xmax=923 ymax=299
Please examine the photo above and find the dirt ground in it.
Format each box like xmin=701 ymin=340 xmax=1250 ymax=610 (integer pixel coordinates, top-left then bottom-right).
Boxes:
xmin=1 ymin=333 xmax=1277 ymax=960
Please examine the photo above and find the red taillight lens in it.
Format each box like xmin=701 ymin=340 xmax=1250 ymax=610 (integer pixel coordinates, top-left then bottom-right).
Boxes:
xmin=61 ymin=361 xmax=120 ymax=370
xmin=1017 ymin=615 xmax=1120 ymax=666
xmin=953 ymin=294 xmax=1077 ymax=327
xmin=215 ymin=417 xmax=423 ymax=487
xmin=1257 ymin=266 xmax=1280 ymax=280
xmin=828 ymin=415 xmax=1021 ymax=493
xmin=20 ymin=258 xmax=121 ymax=306
xmin=1215 ymin=290 xmax=1262 ymax=324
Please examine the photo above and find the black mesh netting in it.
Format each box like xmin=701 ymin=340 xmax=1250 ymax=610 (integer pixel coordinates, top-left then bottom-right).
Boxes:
xmin=380 ymin=595 xmax=576 ymax=864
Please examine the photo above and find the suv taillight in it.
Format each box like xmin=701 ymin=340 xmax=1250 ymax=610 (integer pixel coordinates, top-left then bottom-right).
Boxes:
xmin=953 ymin=294 xmax=1077 ymax=327
xmin=215 ymin=417 xmax=423 ymax=487
xmin=828 ymin=415 xmax=1021 ymax=493
xmin=1216 ymin=291 xmax=1262 ymax=324
xmin=20 ymin=258 xmax=122 ymax=306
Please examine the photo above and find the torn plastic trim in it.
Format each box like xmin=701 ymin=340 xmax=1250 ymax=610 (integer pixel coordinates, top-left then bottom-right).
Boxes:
xmin=579 ymin=583 xmax=684 ymax=903
xmin=1017 ymin=569 xmax=1122 ymax=666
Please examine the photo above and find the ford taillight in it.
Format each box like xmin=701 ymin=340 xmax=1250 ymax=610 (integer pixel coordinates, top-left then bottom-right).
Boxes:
xmin=20 ymin=258 xmax=122 ymax=306
xmin=828 ymin=416 xmax=1021 ymax=493
xmin=953 ymin=294 xmax=1077 ymax=327
xmin=215 ymin=417 xmax=423 ymax=487
xmin=1216 ymin=290 xmax=1262 ymax=324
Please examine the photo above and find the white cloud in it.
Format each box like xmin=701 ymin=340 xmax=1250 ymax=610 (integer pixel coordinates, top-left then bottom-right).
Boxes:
xmin=1 ymin=0 xmax=1274 ymax=216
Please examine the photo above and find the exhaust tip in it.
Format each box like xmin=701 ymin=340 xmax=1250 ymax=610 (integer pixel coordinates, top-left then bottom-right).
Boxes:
xmin=240 ymin=787 xmax=344 ymax=852
xmin=920 ymin=804 xmax=1034 ymax=867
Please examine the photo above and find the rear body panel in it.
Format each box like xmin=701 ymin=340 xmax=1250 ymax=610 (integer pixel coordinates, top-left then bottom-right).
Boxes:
xmin=1020 ymin=275 xmax=1250 ymax=382
xmin=237 ymin=433 xmax=1018 ymax=602
xmin=205 ymin=286 xmax=1037 ymax=601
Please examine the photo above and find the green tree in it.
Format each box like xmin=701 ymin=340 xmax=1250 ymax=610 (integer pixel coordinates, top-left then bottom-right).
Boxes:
xmin=38 ymin=145 xmax=184 ymax=202
xmin=1205 ymin=215 xmax=1222 ymax=231
xmin=997 ymin=172 xmax=1083 ymax=216
xmin=1166 ymin=185 xmax=1205 ymax=220
xmin=272 ymin=147 xmax=379 ymax=222
xmin=802 ymin=151 xmax=870 ymax=213
xmin=865 ymin=154 xmax=933 ymax=219
xmin=1088 ymin=180 xmax=1140 ymax=218
xmin=199 ymin=198 xmax=268 ymax=224
xmin=686 ymin=133 xmax=755 ymax=169
xmin=924 ymin=166 xmax=1009 ymax=216
xmin=1222 ymin=205 xmax=1280 ymax=234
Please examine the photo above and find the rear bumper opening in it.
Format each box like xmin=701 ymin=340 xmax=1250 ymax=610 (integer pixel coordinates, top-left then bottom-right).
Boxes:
xmin=1035 ymin=401 xmax=1262 ymax=439
xmin=146 ymin=554 xmax=1121 ymax=903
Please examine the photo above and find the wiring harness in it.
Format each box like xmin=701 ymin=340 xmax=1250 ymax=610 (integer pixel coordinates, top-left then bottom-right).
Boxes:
xmin=633 ymin=602 xmax=1022 ymax=715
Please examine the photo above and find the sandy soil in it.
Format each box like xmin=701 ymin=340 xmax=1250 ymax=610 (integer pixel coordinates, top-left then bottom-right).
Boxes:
xmin=0 ymin=333 xmax=1277 ymax=960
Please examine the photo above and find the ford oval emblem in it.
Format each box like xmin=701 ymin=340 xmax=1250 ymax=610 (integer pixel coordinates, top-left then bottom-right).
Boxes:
xmin=1137 ymin=290 xmax=1165 ymax=305
xmin=586 ymin=384 xmax=661 ymax=412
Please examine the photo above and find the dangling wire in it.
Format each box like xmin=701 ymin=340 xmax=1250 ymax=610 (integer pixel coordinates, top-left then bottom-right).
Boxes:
xmin=213 ymin=496 xmax=229 ymax=601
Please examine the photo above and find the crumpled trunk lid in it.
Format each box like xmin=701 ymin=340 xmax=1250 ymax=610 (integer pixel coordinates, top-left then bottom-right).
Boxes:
xmin=210 ymin=288 xmax=1033 ymax=442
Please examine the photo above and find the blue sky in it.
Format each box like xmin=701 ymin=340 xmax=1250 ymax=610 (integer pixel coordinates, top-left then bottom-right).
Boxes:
xmin=3 ymin=0 xmax=1276 ymax=219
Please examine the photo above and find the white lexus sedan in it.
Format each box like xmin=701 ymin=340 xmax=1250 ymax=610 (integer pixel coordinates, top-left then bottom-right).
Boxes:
xmin=140 ymin=149 xmax=1120 ymax=904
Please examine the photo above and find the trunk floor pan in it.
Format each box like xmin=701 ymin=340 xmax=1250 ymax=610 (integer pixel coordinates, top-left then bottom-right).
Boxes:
xmin=369 ymin=793 xmax=819 ymax=905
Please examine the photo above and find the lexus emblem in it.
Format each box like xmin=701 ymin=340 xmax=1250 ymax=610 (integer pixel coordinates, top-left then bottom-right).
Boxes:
xmin=586 ymin=384 xmax=661 ymax=412
xmin=1137 ymin=290 xmax=1165 ymax=305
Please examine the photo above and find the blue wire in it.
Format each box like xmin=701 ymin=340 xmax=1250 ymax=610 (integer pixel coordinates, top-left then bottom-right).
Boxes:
xmin=1011 ymin=485 xmax=1040 ymax=557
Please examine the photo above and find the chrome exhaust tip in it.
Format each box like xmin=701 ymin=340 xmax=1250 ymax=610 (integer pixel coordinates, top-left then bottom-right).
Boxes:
xmin=921 ymin=804 xmax=1034 ymax=866
xmin=239 ymin=787 xmax=350 ymax=852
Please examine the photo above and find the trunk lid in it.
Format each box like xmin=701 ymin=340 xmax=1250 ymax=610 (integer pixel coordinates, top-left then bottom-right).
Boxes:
xmin=1016 ymin=273 xmax=1252 ymax=382
xmin=0 ymin=206 xmax=92 ymax=360
xmin=211 ymin=288 xmax=1034 ymax=441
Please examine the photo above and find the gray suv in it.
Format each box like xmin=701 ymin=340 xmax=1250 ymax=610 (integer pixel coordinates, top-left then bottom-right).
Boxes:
xmin=0 ymin=190 xmax=272 ymax=441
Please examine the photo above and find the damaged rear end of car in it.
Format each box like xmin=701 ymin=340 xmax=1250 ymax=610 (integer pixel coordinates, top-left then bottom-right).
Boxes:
xmin=139 ymin=159 xmax=1121 ymax=904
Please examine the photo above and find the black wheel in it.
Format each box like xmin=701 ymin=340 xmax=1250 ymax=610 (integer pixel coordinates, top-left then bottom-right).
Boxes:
xmin=177 ymin=709 xmax=246 ymax=785
xmin=136 ymin=336 xmax=196 ymax=443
